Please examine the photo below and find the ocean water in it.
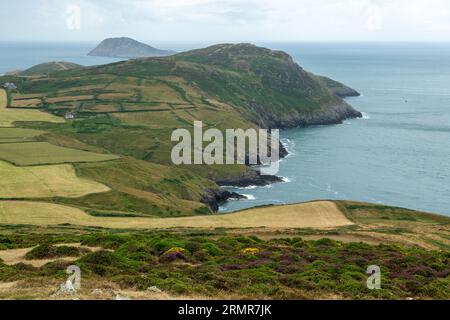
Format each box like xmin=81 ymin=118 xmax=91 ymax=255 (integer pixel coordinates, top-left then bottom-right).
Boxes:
xmin=0 ymin=42 xmax=122 ymax=75
xmin=223 ymin=42 xmax=450 ymax=216
xmin=1 ymin=41 xmax=449 ymax=215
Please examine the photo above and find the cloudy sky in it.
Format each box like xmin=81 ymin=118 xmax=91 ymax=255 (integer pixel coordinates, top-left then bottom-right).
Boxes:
xmin=1 ymin=0 xmax=450 ymax=42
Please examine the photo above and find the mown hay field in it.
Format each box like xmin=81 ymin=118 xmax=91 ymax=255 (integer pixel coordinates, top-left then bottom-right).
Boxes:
xmin=45 ymin=95 xmax=94 ymax=104
xmin=11 ymin=98 xmax=42 ymax=107
xmin=0 ymin=161 xmax=110 ymax=198
xmin=0 ymin=142 xmax=119 ymax=166
xmin=0 ymin=89 xmax=7 ymax=108
xmin=0 ymin=201 xmax=353 ymax=229
xmin=0 ymin=89 xmax=64 ymax=127
xmin=12 ymin=93 xmax=46 ymax=100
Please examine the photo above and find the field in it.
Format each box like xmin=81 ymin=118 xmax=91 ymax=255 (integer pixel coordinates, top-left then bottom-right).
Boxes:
xmin=11 ymin=98 xmax=43 ymax=107
xmin=0 ymin=200 xmax=447 ymax=252
xmin=0 ymin=199 xmax=448 ymax=252
xmin=0 ymin=141 xmax=119 ymax=166
xmin=45 ymin=95 xmax=95 ymax=104
xmin=0 ymin=160 xmax=110 ymax=198
xmin=0 ymin=89 xmax=6 ymax=108
xmin=0 ymin=128 xmax=44 ymax=143
xmin=0 ymin=201 xmax=352 ymax=229
xmin=0 ymin=89 xmax=64 ymax=127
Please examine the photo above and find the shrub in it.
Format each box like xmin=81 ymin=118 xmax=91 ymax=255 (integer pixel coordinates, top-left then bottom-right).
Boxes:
xmin=25 ymin=244 xmax=85 ymax=260
xmin=241 ymin=248 xmax=260 ymax=255
xmin=201 ymin=243 xmax=224 ymax=256
xmin=116 ymin=241 xmax=153 ymax=262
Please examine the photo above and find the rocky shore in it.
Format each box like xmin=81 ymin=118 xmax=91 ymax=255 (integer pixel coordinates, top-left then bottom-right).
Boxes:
xmin=202 ymin=189 xmax=247 ymax=212
xmin=250 ymin=101 xmax=362 ymax=129
xmin=205 ymin=97 xmax=361 ymax=212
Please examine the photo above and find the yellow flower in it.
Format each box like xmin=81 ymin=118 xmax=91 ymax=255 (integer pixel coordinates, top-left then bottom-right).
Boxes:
xmin=241 ymin=247 xmax=260 ymax=255
xmin=164 ymin=247 xmax=186 ymax=255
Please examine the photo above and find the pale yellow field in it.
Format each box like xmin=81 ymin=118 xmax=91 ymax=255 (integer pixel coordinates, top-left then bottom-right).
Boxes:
xmin=89 ymin=104 xmax=120 ymax=112
xmin=0 ymin=161 xmax=110 ymax=198
xmin=46 ymin=95 xmax=94 ymax=104
xmin=12 ymin=93 xmax=46 ymax=100
xmin=58 ymin=85 xmax=105 ymax=94
xmin=0 ymin=89 xmax=65 ymax=127
xmin=0 ymin=89 xmax=7 ymax=108
xmin=0 ymin=201 xmax=354 ymax=229
xmin=11 ymin=98 xmax=42 ymax=107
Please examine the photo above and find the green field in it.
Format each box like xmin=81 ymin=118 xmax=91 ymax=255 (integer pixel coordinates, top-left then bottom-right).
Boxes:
xmin=0 ymin=127 xmax=44 ymax=143
xmin=0 ymin=161 xmax=110 ymax=198
xmin=0 ymin=141 xmax=119 ymax=166
xmin=0 ymin=89 xmax=65 ymax=127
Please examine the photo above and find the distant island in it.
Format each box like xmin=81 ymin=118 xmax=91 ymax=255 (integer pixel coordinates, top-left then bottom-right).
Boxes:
xmin=88 ymin=37 xmax=176 ymax=59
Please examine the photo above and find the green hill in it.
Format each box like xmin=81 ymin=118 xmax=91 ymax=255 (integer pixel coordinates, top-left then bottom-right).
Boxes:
xmin=85 ymin=43 xmax=362 ymax=127
xmin=20 ymin=61 xmax=83 ymax=76
xmin=0 ymin=43 xmax=362 ymax=216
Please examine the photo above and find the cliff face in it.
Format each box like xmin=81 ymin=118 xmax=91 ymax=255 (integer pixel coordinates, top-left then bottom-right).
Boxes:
xmin=88 ymin=37 xmax=175 ymax=59
xmin=248 ymin=100 xmax=361 ymax=128
xmin=173 ymin=43 xmax=362 ymax=128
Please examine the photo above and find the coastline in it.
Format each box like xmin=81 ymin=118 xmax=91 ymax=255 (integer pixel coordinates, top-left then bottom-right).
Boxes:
xmin=209 ymin=91 xmax=362 ymax=212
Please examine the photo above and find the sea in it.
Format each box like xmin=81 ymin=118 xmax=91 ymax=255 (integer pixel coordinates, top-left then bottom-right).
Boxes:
xmin=1 ymin=41 xmax=449 ymax=216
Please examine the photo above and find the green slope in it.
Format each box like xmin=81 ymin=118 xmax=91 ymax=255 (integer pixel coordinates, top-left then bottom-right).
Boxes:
xmin=0 ymin=43 xmax=362 ymax=217
xmin=20 ymin=61 xmax=83 ymax=76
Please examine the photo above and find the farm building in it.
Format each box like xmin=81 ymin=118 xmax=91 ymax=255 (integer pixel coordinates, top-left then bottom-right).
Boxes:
xmin=65 ymin=112 xmax=76 ymax=120
xmin=3 ymin=82 xmax=17 ymax=90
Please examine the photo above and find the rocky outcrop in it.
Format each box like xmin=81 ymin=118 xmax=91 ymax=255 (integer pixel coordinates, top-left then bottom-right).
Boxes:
xmin=333 ymin=87 xmax=361 ymax=98
xmin=250 ymin=101 xmax=362 ymax=129
xmin=216 ymin=170 xmax=283 ymax=188
xmin=202 ymin=189 xmax=247 ymax=212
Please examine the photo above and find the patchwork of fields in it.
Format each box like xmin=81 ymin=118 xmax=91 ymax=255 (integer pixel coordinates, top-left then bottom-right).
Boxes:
xmin=0 ymin=142 xmax=119 ymax=166
xmin=0 ymin=88 xmax=118 ymax=205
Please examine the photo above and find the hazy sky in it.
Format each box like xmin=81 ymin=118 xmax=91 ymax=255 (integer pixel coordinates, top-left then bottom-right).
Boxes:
xmin=1 ymin=0 xmax=450 ymax=42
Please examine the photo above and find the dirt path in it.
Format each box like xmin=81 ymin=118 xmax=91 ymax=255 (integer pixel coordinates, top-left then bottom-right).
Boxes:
xmin=0 ymin=200 xmax=354 ymax=230
xmin=55 ymin=62 xmax=69 ymax=70
xmin=0 ymin=243 xmax=102 ymax=267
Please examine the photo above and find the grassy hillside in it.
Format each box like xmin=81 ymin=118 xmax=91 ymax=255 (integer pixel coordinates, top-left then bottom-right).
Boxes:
xmin=0 ymin=201 xmax=448 ymax=300
xmin=20 ymin=61 xmax=83 ymax=76
xmin=0 ymin=44 xmax=447 ymax=301
xmin=0 ymin=44 xmax=363 ymax=217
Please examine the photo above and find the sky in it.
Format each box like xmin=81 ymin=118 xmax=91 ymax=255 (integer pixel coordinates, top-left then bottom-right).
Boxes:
xmin=1 ymin=0 xmax=450 ymax=42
